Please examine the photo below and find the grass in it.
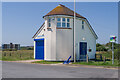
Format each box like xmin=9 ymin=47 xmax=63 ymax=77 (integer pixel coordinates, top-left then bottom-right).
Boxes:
xmin=2 ymin=50 xmax=34 ymax=61
xmin=0 ymin=51 xmax=2 ymax=60
xmin=32 ymin=60 xmax=119 ymax=67
xmin=72 ymin=60 xmax=119 ymax=67
xmin=32 ymin=60 xmax=62 ymax=64
xmin=1 ymin=50 xmax=119 ymax=67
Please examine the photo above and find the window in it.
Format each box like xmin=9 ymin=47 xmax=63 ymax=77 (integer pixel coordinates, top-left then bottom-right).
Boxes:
xmin=82 ymin=20 xmax=84 ymax=29
xmin=67 ymin=23 xmax=70 ymax=27
xmin=67 ymin=18 xmax=70 ymax=22
xmin=49 ymin=18 xmax=51 ymax=22
xmin=82 ymin=25 xmax=84 ymax=29
xmin=62 ymin=23 xmax=66 ymax=27
xmin=67 ymin=18 xmax=70 ymax=28
xmin=62 ymin=18 xmax=65 ymax=21
xmin=82 ymin=20 xmax=84 ymax=24
xmin=57 ymin=18 xmax=70 ymax=28
xmin=49 ymin=23 xmax=51 ymax=27
xmin=57 ymin=18 xmax=61 ymax=27
xmin=57 ymin=18 xmax=61 ymax=21
xmin=57 ymin=22 xmax=61 ymax=27
xmin=62 ymin=18 xmax=66 ymax=27
xmin=48 ymin=18 xmax=51 ymax=27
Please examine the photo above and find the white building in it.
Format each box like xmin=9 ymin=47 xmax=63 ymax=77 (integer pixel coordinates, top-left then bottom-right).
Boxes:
xmin=33 ymin=4 xmax=98 ymax=61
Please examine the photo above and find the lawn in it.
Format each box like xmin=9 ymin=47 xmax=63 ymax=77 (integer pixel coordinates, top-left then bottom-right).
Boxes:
xmin=2 ymin=50 xmax=34 ymax=61
xmin=1 ymin=50 xmax=119 ymax=67
xmin=32 ymin=60 xmax=62 ymax=64
xmin=72 ymin=60 xmax=119 ymax=67
xmin=32 ymin=60 xmax=119 ymax=67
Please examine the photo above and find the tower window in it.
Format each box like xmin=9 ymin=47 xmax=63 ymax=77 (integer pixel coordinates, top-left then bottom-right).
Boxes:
xmin=48 ymin=18 xmax=51 ymax=27
xmin=82 ymin=20 xmax=84 ymax=24
xmin=82 ymin=25 xmax=84 ymax=29
xmin=82 ymin=20 xmax=84 ymax=29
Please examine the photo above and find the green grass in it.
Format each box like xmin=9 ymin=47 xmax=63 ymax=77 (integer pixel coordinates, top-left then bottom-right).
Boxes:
xmin=32 ymin=60 xmax=62 ymax=64
xmin=0 ymin=51 xmax=2 ymax=60
xmin=72 ymin=60 xmax=119 ymax=67
xmin=32 ymin=60 xmax=119 ymax=67
xmin=2 ymin=50 xmax=34 ymax=61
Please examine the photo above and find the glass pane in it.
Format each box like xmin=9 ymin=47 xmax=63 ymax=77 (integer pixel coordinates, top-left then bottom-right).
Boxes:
xmin=62 ymin=18 xmax=65 ymax=21
xmin=57 ymin=22 xmax=61 ymax=27
xmin=82 ymin=20 xmax=84 ymax=24
xmin=49 ymin=23 xmax=51 ymax=27
xmin=57 ymin=18 xmax=61 ymax=21
xmin=67 ymin=18 xmax=70 ymax=22
xmin=62 ymin=23 xmax=66 ymax=27
xmin=82 ymin=25 xmax=84 ymax=29
xmin=49 ymin=18 xmax=51 ymax=22
xmin=67 ymin=23 xmax=70 ymax=28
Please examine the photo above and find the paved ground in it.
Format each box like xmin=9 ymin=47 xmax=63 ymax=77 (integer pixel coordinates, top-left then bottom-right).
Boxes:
xmin=2 ymin=61 xmax=118 ymax=78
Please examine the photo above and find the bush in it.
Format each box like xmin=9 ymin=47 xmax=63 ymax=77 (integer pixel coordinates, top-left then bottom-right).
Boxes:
xmin=96 ymin=46 xmax=108 ymax=51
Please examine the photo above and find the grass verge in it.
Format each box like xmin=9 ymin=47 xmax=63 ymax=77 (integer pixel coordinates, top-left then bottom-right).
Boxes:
xmin=2 ymin=50 xmax=34 ymax=61
xmin=32 ymin=60 xmax=62 ymax=64
xmin=72 ymin=60 xmax=119 ymax=67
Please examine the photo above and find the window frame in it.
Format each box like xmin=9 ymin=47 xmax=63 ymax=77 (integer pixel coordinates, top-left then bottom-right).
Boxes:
xmin=82 ymin=20 xmax=84 ymax=30
xmin=56 ymin=17 xmax=70 ymax=28
xmin=67 ymin=18 xmax=70 ymax=28
xmin=48 ymin=18 xmax=51 ymax=27
xmin=57 ymin=18 xmax=61 ymax=27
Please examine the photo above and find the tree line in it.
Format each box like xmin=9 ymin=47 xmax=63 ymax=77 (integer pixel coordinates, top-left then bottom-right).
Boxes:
xmin=96 ymin=42 xmax=119 ymax=52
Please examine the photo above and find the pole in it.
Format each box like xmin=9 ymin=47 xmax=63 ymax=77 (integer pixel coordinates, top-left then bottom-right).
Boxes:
xmin=74 ymin=0 xmax=76 ymax=63
xmin=112 ymin=42 xmax=114 ymax=64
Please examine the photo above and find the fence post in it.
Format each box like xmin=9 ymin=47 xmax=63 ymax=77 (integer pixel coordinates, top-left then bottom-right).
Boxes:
xmin=100 ymin=54 xmax=102 ymax=61
xmin=4 ymin=53 xmax=6 ymax=56
xmin=20 ymin=53 xmax=21 ymax=58
xmin=10 ymin=53 xmax=11 ymax=56
xmin=95 ymin=54 xmax=96 ymax=62
xmin=30 ymin=53 xmax=31 ymax=59
xmin=103 ymin=56 xmax=106 ymax=63
xmin=86 ymin=55 xmax=89 ymax=63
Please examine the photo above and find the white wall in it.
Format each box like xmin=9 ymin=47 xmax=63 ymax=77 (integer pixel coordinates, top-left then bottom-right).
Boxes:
xmin=75 ymin=18 xmax=96 ymax=60
xmin=56 ymin=17 xmax=73 ymax=60
xmin=35 ymin=15 xmax=97 ymax=61
xmin=35 ymin=24 xmax=45 ymax=39
xmin=34 ymin=24 xmax=45 ymax=59
xmin=34 ymin=41 xmax=36 ymax=58
xmin=56 ymin=15 xmax=96 ymax=61
xmin=44 ymin=17 xmax=56 ymax=61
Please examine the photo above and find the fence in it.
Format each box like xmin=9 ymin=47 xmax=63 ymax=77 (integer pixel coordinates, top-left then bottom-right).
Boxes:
xmin=95 ymin=54 xmax=103 ymax=61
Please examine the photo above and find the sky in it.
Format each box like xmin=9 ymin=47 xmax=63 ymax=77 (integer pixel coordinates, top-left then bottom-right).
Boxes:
xmin=2 ymin=2 xmax=118 ymax=46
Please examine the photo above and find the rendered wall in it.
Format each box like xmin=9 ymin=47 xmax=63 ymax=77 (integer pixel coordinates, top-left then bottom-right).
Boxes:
xmin=75 ymin=18 xmax=96 ymax=60
xmin=44 ymin=17 xmax=56 ymax=61
xmin=56 ymin=17 xmax=73 ymax=61
xmin=34 ymin=15 xmax=97 ymax=61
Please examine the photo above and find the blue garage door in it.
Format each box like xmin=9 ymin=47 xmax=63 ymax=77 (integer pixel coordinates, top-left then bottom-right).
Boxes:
xmin=35 ymin=39 xmax=44 ymax=59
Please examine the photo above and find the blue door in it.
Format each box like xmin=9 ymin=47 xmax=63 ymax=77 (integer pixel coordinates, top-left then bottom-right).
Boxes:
xmin=79 ymin=42 xmax=87 ymax=60
xmin=35 ymin=39 xmax=44 ymax=59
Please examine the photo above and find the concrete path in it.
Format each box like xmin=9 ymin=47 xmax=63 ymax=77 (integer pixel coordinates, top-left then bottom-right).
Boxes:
xmin=2 ymin=61 xmax=118 ymax=78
